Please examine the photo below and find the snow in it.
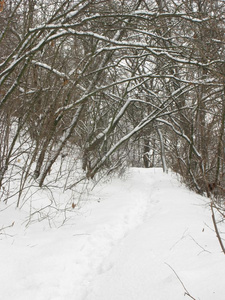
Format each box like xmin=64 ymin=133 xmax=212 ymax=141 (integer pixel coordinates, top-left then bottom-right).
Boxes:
xmin=0 ymin=168 xmax=224 ymax=300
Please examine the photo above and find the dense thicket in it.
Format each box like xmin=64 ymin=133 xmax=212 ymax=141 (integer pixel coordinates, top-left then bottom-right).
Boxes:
xmin=0 ymin=0 xmax=224 ymax=207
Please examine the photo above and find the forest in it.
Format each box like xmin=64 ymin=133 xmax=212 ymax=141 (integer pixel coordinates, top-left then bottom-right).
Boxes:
xmin=0 ymin=0 xmax=224 ymax=210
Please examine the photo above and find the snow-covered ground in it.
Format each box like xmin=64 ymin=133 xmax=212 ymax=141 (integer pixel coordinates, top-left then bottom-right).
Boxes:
xmin=0 ymin=168 xmax=224 ymax=300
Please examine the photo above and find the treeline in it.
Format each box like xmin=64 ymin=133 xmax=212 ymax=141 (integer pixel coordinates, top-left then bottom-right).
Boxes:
xmin=0 ymin=0 xmax=224 ymax=206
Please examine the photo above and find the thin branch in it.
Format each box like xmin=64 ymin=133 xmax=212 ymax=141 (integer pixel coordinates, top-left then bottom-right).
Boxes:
xmin=211 ymin=202 xmax=225 ymax=255
xmin=165 ymin=263 xmax=197 ymax=300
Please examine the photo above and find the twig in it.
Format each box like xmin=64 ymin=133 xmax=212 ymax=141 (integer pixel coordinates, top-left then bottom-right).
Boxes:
xmin=169 ymin=228 xmax=188 ymax=250
xmin=165 ymin=263 xmax=197 ymax=300
xmin=0 ymin=222 xmax=15 ymax=236
xmin=213 ymin=203 xmax=225 ymax=219
xmin=188 ymin=234 xmax=211 ymax=255
xmin=211 ymin=202 xmax=225 ymax=255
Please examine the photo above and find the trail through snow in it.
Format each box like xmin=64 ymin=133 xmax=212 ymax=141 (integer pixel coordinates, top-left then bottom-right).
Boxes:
xmin=0 ymin=168 xmax=224 ymax=300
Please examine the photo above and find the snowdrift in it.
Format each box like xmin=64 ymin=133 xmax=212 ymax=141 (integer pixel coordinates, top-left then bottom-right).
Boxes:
xmin=0 ymin=168 xmax=224 ymax=300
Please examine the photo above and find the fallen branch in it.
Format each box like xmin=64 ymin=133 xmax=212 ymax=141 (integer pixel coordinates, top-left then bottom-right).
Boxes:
xmin=188 ymin=234 xmax=211 ymax=255
xmin=211 ymin=202 xmax=225 ymax=255
xmin=0 ymin=222 xmax=15 ymax=236
xmin=165 ymin=263 xmax=197 ymax=300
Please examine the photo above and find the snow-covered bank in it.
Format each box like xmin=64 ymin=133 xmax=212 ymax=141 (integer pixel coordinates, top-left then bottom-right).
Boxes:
xmin=0 ymin=168 xmax=224 ymax=300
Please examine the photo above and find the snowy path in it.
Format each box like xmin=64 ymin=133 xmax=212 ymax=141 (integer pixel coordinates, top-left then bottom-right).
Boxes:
xmin=85 ymin=170 xmax=225 ymax=300
xmin=1 ymin=168 xmax=225 ymax=300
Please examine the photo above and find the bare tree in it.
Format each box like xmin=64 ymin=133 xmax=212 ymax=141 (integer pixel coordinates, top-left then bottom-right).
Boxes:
xmin=0 ymin=0 xmax=224 ymax=210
